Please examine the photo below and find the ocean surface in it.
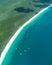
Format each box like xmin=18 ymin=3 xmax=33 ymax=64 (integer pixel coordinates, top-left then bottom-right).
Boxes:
xmin=2 ymin=6 xmax=52 ymax=65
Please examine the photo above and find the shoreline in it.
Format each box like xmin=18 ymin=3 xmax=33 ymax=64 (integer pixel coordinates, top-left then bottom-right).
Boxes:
xmin=0 ymin=5 xmax=51 ymax=65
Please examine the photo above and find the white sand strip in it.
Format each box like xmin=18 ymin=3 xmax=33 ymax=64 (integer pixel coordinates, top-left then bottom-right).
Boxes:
xmin=0 ymin=5 xmax=51 ymax=65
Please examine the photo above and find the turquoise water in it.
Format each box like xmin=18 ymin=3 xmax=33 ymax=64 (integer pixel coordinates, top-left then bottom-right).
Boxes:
xmin=2 ymin=6 xmax=52 ymax=65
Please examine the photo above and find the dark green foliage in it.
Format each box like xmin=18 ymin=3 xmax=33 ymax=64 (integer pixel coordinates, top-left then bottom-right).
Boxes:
xmin=14 ymin=7 xmax=34 ymax=13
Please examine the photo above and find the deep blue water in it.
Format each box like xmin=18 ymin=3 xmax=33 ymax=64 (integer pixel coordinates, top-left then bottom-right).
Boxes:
xmin=2 ymin=6 xmax=52 ymax=65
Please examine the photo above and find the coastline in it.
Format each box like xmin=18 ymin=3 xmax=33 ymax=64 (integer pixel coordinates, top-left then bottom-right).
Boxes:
xmin=0 ymin=5 xmax=51 ymax=65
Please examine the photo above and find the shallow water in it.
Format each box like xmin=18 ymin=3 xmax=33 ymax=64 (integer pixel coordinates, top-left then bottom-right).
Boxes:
xmin=2 ymin=6 xmax=52 ymax=65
